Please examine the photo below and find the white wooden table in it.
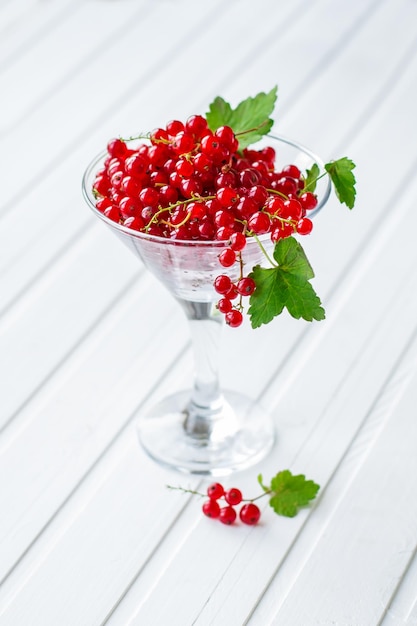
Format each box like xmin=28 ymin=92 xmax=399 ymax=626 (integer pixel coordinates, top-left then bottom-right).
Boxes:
xmin=1 ymin=1 xmax=417 ymax=624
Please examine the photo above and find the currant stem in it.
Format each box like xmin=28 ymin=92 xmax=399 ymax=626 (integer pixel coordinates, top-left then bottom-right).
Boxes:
xmin=252 ymin=233 xmax=277 ymax=268
xmin=120 ymin=132 xmax=151 ymax=142
xmin=166 ymin=485 xmax=205 ymax=498
xmin=234 ymin=120 xmax=269 ymax=137
xmin=301 ymin=170 xmax=327 ymax=194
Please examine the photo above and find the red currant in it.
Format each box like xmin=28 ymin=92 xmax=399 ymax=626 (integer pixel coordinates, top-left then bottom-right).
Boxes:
xmin=207 ymin=482 xmax=225 ymax=500
xmin=219 ymin=506 xmax=237 ymax=525
xmin=166 ymin=119 xmax=184 ymax=136
xmin=282 ymin=163 xmax=301 ymax=179
xmin=218 ymin=248 xmax=236 ymax=267
xmin=225 ymin=309 xmax=243 ymax=327
xmin=217 ymin=298 xmax=233 ymax=313
xmin=237 ymin=277 xmax=256 ymax=296
xmin=248 ymin=211 xmax=271 ymax=235
xmin=229 ymin=232 xmax=246 ymax=251
xmin=296 ymin=217 xmax=313 ymax=235
xmin=239 ymin=503 xmax=261 ymax=525
xmin=186 ymin=114 xmax=208 ymax=138
xmin=202 ymin=499 xmax=221 ymax=518
xmin=216 ymin=186 xmax=239 ymax=208
xmin=224 ymin=488 xmax=243 ymax=505
xmin=107 ymin=138 xmax=128 ymax=158
xmin=299 ymin=192 xmax=318 ymax=211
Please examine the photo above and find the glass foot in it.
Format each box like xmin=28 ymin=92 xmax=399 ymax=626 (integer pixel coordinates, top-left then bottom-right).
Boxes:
xmin=137 ymin=390 xmax=275 ymax=476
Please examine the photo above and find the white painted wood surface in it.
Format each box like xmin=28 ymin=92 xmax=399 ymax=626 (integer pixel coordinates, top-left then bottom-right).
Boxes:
xmin=1 ymin=1 xmax=417 ymax=624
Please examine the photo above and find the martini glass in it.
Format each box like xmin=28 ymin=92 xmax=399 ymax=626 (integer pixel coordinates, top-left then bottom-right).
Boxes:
xmin=82 ymin=135 xmax=331 ymax=475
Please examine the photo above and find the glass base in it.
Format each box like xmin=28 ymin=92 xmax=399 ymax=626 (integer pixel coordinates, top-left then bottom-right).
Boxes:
xmin=137 ymin=390 xmax=275 ymax=476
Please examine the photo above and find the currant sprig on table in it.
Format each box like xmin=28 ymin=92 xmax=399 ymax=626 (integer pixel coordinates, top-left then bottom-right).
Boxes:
xmin=92 ymin=86 xmax=356 ymax=328
xmin=167 ymin=469 xmax=320 ymax=526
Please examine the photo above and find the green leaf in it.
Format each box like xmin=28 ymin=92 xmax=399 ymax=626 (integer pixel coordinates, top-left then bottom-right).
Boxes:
xmin=268 ymin=470 xmax=320 ymax=518
xmin=247 ymin=237 xmax=325 ymax=328
xmin=325 ymin=157 xmax=357 ymax=209
xmin=206 ymin=87 xmax=278 ymax=150
xmin=257 ymin=474 xmax=269 ymax=492
xmin=304 ymin=162 xmax=320 ymax=193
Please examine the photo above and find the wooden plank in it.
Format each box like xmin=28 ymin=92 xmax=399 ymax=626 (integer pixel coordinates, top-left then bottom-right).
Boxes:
xmin=0 ymin=1 xmax=79 ymax=69
xmin=0 ymin=354 xmax=199 ymax=626
xmin=252 ymin=340 xmax=417 ymax=625
xmin=0 ymin=226 xmax=140 ymax=429
xmin=0 ymin=273 xmax=187 ymax=583
xmin=381 ymin=552 xmax=417 ymax=625
xmin=0 ymin=1 xmax=155 ymax=133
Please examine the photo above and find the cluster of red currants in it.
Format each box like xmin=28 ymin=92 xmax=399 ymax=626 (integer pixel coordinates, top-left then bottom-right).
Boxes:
xmin=203 ymin=482 xmax=261 ymax=526
xmin=92 ymin=115 xmax=318 ymax=327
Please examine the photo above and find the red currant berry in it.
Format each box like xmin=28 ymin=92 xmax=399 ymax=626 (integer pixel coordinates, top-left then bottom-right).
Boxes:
xmin=261 ymin=146 xmax=276 ymax=164
xmin=187 ymin=202 xmax=206 ymax=220
xmin=175 ymin=158 xmax=194 ymax=177
xmin=217 ymin=298 xmax=233 ymax=313
xmin=219 ymin=506 xmax=237 ymax=525
xmin=224 ymin=284 xmax=239 ymax=300
xmin=273 ymin=176 xmax=298 ymax=196
xmin=230 ymin=232 xmax=247 ymax=251
xmin=93 ymin=175 xmax=110 ymax=197
xmin=107 ymin=138 xmax=128 ymax=158
xmin=214 ymin=125 xmax=236 ymax=150
xmin=282 ymin=163 xmax=301 ymax=179
xmin=202 ymin=499 xmax=221 ymax=519
xmin=96 ymin=197 xmax=112 ymax=212
xmin=166 ymin=119 xmax=184 ymax=136
xmin=198 ymin=219 xmax=215 ymax=239
xmin=296 ymin=217 xmax=313 ymax=235
xmin=149 ymin=127 xmax=169 ymax=144
xmin=214 ymin=275 xmax=232 ymax=295
xmin=239 ymin=168 xmax=261 ymax=188
xmin=247 ymin=184 xmax=269 ymax=206
xmin=104 ymin=205 xmax=120 ymax=222
xmin=207 ymin=482 xmax=225 ymax=500
xmin=193 ymin=152 xmax=213 ymax=174
xmin=214 ymin=210 xmax=235 ymax=228
xmin=237 ymin=277 xmax=256 ymax=296
xmin=299 ymin=192 xmax=318 ymax=211
xmin=224 ymin=488 xmax=243 ymax=506
xmin=216 ymin=186 xmax=239 ymax=208
xmin=282 ymin=198 xmax=303 ymax=220
xmin=139 ymin=187 xmax=159 ymax=208
xmin=123 ymin=216 xmax=145 ymax=231
xmin=186 ymin=114 xmax=208 ymax=138
xmin=216 ymin=226 xmax=234 ymax=241
xmin=248 ymin=211 xmax=271 ymax=235
xmin=172 ymin=131 xmax=195 ymax=155
xmin=218 ymin=248 xmax=236 ymax=267
xmin=181 ymin=177 xmax=203 ymax=199
xmin=225 ymin=309 xmax=243 ymax=327
xmin=239 ymin=503 xmax=261 ymax=525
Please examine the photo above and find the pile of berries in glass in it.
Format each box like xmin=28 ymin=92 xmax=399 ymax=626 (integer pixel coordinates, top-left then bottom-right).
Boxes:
xmin=92 ymin=116 xmax=319 ymax=328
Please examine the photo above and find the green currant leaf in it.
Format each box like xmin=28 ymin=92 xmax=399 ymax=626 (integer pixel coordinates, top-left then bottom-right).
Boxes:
xmin=324 ymin=157 xmax=357 ymax=209
xmin=268 ymin=470 xmax=320 ymax=518
xmin=247 ymin=237 xmax=325 ymax=328
xmin=205 ymin=96 xmax=234 ymax=131
xmin=206 ymin=87 xmax=278 ymax=150
xmin=303 ymin=162 xmax=320 ymax=193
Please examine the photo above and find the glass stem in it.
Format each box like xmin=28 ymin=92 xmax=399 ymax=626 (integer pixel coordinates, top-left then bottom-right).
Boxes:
xmin=178 ymin=300 xmax=238 ymax=442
